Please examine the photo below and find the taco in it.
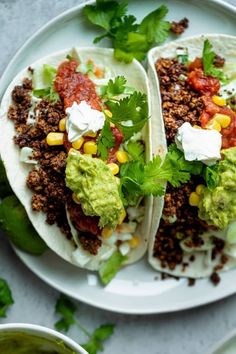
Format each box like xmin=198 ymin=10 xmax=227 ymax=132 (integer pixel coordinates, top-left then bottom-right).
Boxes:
xmin=147 ymin=34 xmax=236 ymax=279
xmin=0 ymin=47 xmax=153 ymax=273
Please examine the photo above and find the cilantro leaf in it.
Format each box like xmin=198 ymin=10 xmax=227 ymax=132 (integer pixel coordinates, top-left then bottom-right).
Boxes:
xmin=98 ymin=251 xmax=127 ymax=285
xmin=125 ymin=140 xmax=144 ymax=161
xmin=202 ymin=39 xmax=226 ymax=81
xmin=54 ymin=294 xmax=76 ymax=332
xmin=0 ymin=278 xmax=14 ymax=317
xmin=139 ymin=5 xmax=171 ymax=45
xmin=107 ymin=91 xmax=148 ymax=140
xmin=84 ymin=1 xmax=172 ymax=62
xmin=202 ymin=163 xmax=219 ymax=190
xmin=82 ymin=324 xmax=115 ymax=354
xmin=97 ymin=120 xmax=115 ymax=160
xmin=83 ymin=1 xmax=127 ymax=31
xmin=101 ymin=76 xmax=127 ymax=99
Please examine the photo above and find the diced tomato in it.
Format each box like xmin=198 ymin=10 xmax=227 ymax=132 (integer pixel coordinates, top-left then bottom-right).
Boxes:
xmin=188 ymin=57 xmax=203 ymax=72
xmin=200 ymin=111 xmax=211 ymax=128
xmin=54 ymin=59 xmax=102 ymax=110
xmin=202 ymin=96 xmax=220 ymax=115
xmin=67 ymin=201 xmax=102 ymax=236
xmin=187 ymin=69 xmax=220 ymax=95
xmin=111 ymin=126 xmax=124 ymax=145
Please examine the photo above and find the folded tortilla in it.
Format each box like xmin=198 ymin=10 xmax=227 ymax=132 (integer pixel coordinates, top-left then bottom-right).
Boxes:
xmin=0 ymin=47 xmax=152 ymax=270
xmin=147 ymin=34 xmax=236 ymax=278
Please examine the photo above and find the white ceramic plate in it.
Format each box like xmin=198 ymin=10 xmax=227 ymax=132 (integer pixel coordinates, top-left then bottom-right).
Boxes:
xmin=2 ymin=0 xmax=236 ymax=314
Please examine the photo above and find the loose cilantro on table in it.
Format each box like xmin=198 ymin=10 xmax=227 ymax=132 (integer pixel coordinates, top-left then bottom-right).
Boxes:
xmin=0 ymin=278 xmax=14 ymax=317
xmin=54 ymin=294 xmax=115 ymax=354
xmin=202 ymin=39 xmax=226 ymax=81
xmin=98 ymin=251 xmax=127 ymax=285
xmin=83 ymin=1 xmax=173 ymax=62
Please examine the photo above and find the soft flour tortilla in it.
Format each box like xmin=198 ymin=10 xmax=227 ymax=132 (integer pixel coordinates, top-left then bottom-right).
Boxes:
xmin=0 ymin=47 xmax=152 ymax=270
xmin=147 ymin=34 xmax=236 ymax=278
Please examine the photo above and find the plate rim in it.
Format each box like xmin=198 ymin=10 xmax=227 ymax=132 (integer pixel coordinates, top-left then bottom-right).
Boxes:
xmin=2 ymin=0 xmax=236 ymax=314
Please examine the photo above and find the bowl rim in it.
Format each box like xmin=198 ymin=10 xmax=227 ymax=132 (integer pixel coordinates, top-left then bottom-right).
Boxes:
xmin=0 ymin=323 xmax=88 ymax=354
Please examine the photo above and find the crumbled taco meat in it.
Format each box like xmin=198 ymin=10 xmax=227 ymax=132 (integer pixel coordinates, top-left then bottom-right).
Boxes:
xmin=155 ymin=58 xmax=204 ymax=144
xmin=170 ymin=18 xmax=189 ymax=35
xmin=8 ymin=77 xmax=102 ymax=254
xmin=153 ymin=57 xmax=227 ymax=282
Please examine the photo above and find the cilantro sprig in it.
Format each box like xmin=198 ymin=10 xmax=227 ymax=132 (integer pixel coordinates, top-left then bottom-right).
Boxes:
xmin=97 ymin=120 xmax=115 ymax=160
xmin=120 ymin=144 xmax=204 ymax=206
xmin=54 ymin=295 xmax=115 ymax=354
xmin=84 ymin=2 xmax=172 ymax=62
xmin=107 ymin=91 xmax=148 ymax=140
xmin=98 ymin=251 xmax=127 ymax=285
xmin=202 ymin=39 xmax=226 ymax=81
xmin=0 ymin=278 xmax=14 ymax=317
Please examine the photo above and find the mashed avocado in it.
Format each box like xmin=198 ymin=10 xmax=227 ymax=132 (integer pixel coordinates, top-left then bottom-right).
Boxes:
xmin=0 ymin=332 xmax=76 ymax=354
xmin=66 ymin=151 xmax=125 ymax=228
xmin=199 ymin=147 xmax=236 ymax=229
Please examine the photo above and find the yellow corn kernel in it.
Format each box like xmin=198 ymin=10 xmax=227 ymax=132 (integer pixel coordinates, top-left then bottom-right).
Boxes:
xmin=101 ymin=227 xmax=113 ymax=239
xmin=72 ymin=137 xmax=84 ymax=150
xmin=84 ymin=132 xmax=97 ymax=138
xmin=195 ymin=184 xmax=205 ymax=196
xmin=104 ymin=109 xmax=112 ymax=118
xmin=118 ymin=209 xmax=126 ymax=225
xmin=46 ymin=132 xmax=64 ymax=146
xmin=189 ymin=192 xmax=200 ymax=207
xmin=129 ymin=236 xmax=140 ymax=248
xmin=193 ymin=125 xmax=202 ymax=129
xmin=59 ymin=118 xmax=66 ymax=132
xmin=213 ymin=113 xmax=231 ymax=128
xmin=110 ymin=122 xmax=115 ymax=128
xmin=212 ymin=95 xmax=226 ymax=107
xmin=72 ymin=193 xmax=80 ymax=204
xmin=68 ymin=148 xmax=79 ymax=156
xmin=83 ymin=141 xmax=97 ymax=155
xmin=107 ymin=163 xmax=119 ymax=175
xmin=116 ymin=150 xmax=129 ymax=164
xmin=206 ymin=119 xmax=221 ymax=132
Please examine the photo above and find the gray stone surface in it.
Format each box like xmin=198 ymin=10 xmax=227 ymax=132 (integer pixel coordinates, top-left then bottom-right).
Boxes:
xmin=1 ymin=1 xmax=236 ymax=353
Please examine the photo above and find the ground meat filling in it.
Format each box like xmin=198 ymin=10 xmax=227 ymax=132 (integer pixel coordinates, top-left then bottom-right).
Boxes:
xmin=155 ymin=58 xmax=204 ymax=144
xmin=153 ymin=58 xmax=225 ymax=280
xmin=8 ymin=78 xmax=102 ymax=253
xmin=170 ymin=18 xmax=189 ymax=35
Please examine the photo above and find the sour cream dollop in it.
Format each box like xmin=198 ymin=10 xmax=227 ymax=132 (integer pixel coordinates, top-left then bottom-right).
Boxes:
xmin=175 ymin=122 xmax=221 ymax=165
xmin=66 ymin=100 xmax=105 ymax=142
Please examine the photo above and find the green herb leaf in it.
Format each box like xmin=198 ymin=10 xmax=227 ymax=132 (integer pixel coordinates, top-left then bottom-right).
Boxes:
xmin=99 ymin=251 xmax=127 ymax=285
xmin=0 ymin=278 xmax=14 ymax=317
xmin=125 ymin=141 xmax=144 ymax=161
xmin=202 ymin=39 xmax=226 ymax=81
xmin=105 ymin=76 xmax=127 ymax=98
xmin=82 ymin=324 xmax=115 ymax=354
xmin=97 ymin=120 xmax=115 ymax=160
xmin=54 ymin=294 xmax=76 ymax=332
xmin=83 ymin=1 xmax=127 ymax=31
xmin=203 ymin=163 xmax=219 ymax=190
xmin=139 ymin=5 xmax=171 ymax=45
xmin=107 ymin=91 xmax=148 ymax=140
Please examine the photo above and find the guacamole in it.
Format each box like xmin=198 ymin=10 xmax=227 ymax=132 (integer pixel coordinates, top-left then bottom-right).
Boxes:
xmin=199 ymin=147 xmax=236 ymax=229
xmin=65 ymin=151 xmax=125 ymax=228
xmin=0 ymin=332 xmax=76 ymax=354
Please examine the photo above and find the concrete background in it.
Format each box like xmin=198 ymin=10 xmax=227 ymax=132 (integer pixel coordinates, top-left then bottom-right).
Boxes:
xmin=1 ymin=1 xmax=236 ymax=353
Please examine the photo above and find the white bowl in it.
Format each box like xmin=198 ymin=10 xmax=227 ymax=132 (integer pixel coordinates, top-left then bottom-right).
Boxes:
xmin=208 ymin=329 xmax=236 ymax=354
xmin=0 ymin=323 xmax=88 ymax=354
